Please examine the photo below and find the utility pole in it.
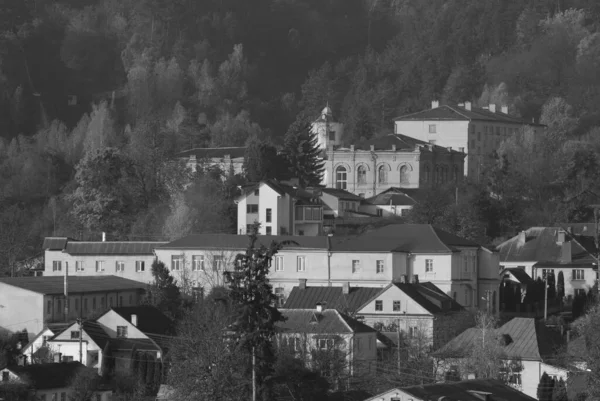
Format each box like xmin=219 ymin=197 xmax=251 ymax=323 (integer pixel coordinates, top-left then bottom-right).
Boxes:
xmin=252 ymin=346 xmax=256 ymax=401
xmin=397 ymin=319 xmax=401 ymax=373
xmin=544 ymin=276 xmax=548 ymax=320
xmin=77 ymin=318 xmax=83 ymax=364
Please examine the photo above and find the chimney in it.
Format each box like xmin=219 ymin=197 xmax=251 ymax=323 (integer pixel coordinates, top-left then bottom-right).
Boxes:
xmin=557 ymin=229 xmax=566 ymax=244
xmin=299 ymin=278 xmax=307 ymax=290
xmin=447 ymin=147 xmax=452 ymax=152
xmin=316 ymin=303 xmax=323 ymax=313
xmin=102 ymin=232 xmax=106 ymax=242
xmin=501 ymin=105 xmax=508 ymax=114
xmin=54 ymin=353 xmax=62 ymax=363
xmin=350 ymin=145 xmax=355 ymax=152
xmin=517 ymin=231 xmax=526 ymax=247
xmin=465 ymin=101 xmax=472 ymax=111
xmin=561 ymin=241 xmax=572 ymax=263
xmin=370 ymin=145 xmax=375 ymax=151
xmin=401 ymin=274 xmax=407 ymax=284
xmin=412 ymin=274 xmax=419 ymax=284
xmin=415 ymin=144 xmax=420 ymax=152
xmin=131 ymin=314 xmax=138 ymax=327
xmin=431 ymin=100 xmax=439 ymax=109
xmin=392 ymin=144 xmax=396 ymax=151
xmin=343 ymin=282 xmax=350 ymax=295
xmin=489 ymin=104 xmax=496 ymax=113
xmin=458 ymin=102 xmax=464 ymax=107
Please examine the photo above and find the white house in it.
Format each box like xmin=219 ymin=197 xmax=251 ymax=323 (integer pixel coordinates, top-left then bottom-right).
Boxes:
xmin=394 ymin=100 xmax=545 ymax=178
xmin=20 ymin=327 xmax=56 ymax=365
xmin=360 ymin=187 xmax=420 ymax=217
xmin=176 ymin=146 xmax=245 ymax=176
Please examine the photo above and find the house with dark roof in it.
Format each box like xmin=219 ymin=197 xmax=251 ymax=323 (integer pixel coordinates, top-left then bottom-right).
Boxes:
xmin=42 ymin=236 xmax=167 ymax=286
xmin=176 ymin=146 xmax=245 ymax=176
xmin=0 ymin=276 xmax=146 ymax=339
xmin=276 ymin=306 xmax=378 ymax=377
xmin=364 ymin=379 xmax=537 ymax=401
xmin=0 ymin=362 xmax=112 ymax=401
xmin=394 ymin=100 xmax=545 ymax=178
xmin=361 ymin=187 xmax=422 ymax=217
xmin=432 ymin=317 xmax=568 ymax=399
xmin=497 ymin=227 xmax=598 ymax=299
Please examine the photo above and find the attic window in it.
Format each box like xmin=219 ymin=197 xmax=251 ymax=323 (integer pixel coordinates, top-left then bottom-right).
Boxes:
xmin=501 ymin=334 xmax=513 ymax=346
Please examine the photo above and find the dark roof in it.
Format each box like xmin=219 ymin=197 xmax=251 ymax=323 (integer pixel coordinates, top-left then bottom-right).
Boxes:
xmin=239 ymin=180 xmax=323 ymax=205
xmin=159 ymin=233 xmax=328 ymax=250
xmin=282 ymin=286 xmax=383 ymax=314
xmin=365 ymin=188 xmax=420 ymax=206
xmin=64 ymin=241 xmax=166 ymax=255
xmin=277 ymin=309 xmax=376 ymax=334
xmin=433 ymin=317 xmax=564 ymax=361
xmin=7 ymin=362 xmax=92 ymax=389
xmin=376 ymin=379 xmax=537 ymax=401
xmin=502 ymin=268 xmax=534 ymax=284
xmin=108 ymin=338 xmax=161 ymax=351
xmin=497 ymin=227 xmax=596 ymax=264
xmin=320 ymin=188 xmax=364 ymax=201
xmin=338 ymin=133 xmax=464 ymax=154
xmin=557 ymin=223 xmax=596 ymax=236
xmin=42 ymin=237 xmax=71 ymax=250
xmin=82 ymin=321 xmax=110 ymax=349
xmin=394 ymin=103 xmax=545 ymax=127
xmin=394 ymin=282 xmax=464 ymax=314
xmin=0 ymin=276 xmax=146 ymax=295
xmin=176 ymin=147 xmax=246 ymax=159
xmin=111 ymin=306 xmax=175 ymax=336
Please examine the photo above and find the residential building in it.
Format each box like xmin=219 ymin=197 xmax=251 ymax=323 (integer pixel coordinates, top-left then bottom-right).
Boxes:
xmin=323 ymin=133 xmax=465 ymax=198
xmin=20 ymin=327 xmax=57 ymax=364
xmin=282 ymin=281 xmax=471 ymax=349
xmin=360 ymin=187 xmax=420 ymax=217
xmin=311 ymin=104 xmax=344 ymax=151
xmin=0 ymin=276 xmax=146 ymax=338
xmin=0 ymin=362 xmax=112 ymax=401
xmin=276 ymin=306 xmax=378 ymax=377
xmin=394 ymin=100 xmax=545 ymax=177
xmin=497 ymin=227 xmax=597 ymax=299
xmin=432 ymin=317 xmax=567 ymax=399
xmin=318 ymin=188 xmax=363 ymax=218
xmin=499 ymin=267 xmax=534 ymax=312
xmin=42 ymin=237 xmax=167 ymax=285
xmin=235 ymin=180 xmax=325 ymax=236
xmin=364 ymin=379 xmax=537 ymax=401
xmin=176 ymin=146 xmax=245 ymax=175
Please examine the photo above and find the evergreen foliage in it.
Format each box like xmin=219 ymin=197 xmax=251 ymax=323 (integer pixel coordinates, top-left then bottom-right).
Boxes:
xmin=552 ymin=377 xmax=568 ymax=401
xmin=283 ymin=123 xmax=325 ymax=187
xmin=537 ymin=372 xmax=555 ymax=401
xmin=243 ymin=137 xmax=289 ymax=182
xmin=557 ymin=271 xmax=565 ymax=300
xmin=147 ymin=258 xmax=182 ymax=318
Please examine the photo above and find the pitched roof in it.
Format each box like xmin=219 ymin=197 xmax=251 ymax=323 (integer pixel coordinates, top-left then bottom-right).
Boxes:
xmin=158 ymin=233 xmax=329 ymax=250
xmin=0 ymin=276 xmax=146 ymax=295
xmin=239 ymin=180 xmax=323 ymax=205
xmin=502 ymin=268 xmax=534 ymax=284
xmin=394 ymin=104 xmax=545 ymax=127
xmin=111 ymin=306 xmax=175 ymax=336
xmin=320 ymin=188 xmax=364 ymax=201
xmin=176 ymin=147 xmax=246 ymax=159
xmin=7 ymin=362 xmax=92 ymax=389
xmin=82 ymin=321 xmax=110 ymax=349
xmin=108 ymin=338 xmax=161 ymax=351
xmin=64 ymin=241 xmax=166 ymax=255
xmin=42 ymin=237 xmax=71 ymax=250
xmin=277 ymin=309 xmax=376 ymax=334
xmin=282 ymin=286 xmax=383 ymax=313
xmin=336 ymin=133 xmax=464 ymax=154
xmin=497 ymin=227 xmax=596 ymax=264
xmin=367 ymin=379 xmax=537 ymax=401
xmin=433 ymin=317 xmax=564 ymax=361
xmin=393 ymin=282 xmax=464 ymax=314
xmin=365 ymin=188 xmax=420 ymax=206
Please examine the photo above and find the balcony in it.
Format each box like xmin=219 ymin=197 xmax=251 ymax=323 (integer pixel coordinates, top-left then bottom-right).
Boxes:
xmin=294 ymin=206 xmax=323 ymax=222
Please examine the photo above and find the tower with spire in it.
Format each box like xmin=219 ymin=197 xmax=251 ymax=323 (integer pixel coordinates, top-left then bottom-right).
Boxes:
xmin=310 ymin=103 xmax=344 ymax=151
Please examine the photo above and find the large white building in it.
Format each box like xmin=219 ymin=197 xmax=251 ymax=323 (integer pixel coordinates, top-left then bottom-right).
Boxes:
xmin=393 ymin=101 xmax=545 ymax=178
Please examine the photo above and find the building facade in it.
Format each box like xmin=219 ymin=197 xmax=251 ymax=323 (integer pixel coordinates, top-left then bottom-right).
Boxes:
xmin=176 ymin=146 xmax=245 ymax=176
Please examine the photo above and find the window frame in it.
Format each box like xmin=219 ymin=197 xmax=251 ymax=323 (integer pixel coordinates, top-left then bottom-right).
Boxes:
xmin=192 ymin=255 xmax=205 ymax=271
xmin=428 ymin=124 xmax=437 ymax=133
xmin=296 ymin=256 xmax=306 ymax=272
xmin=171 ymin=255 xmax=183 ymax=271
xmin=425 ymin=259 xmax=433 ymax=273
xmin=212 ymin=255 xmax=224 ymax=271
xmin=266 ymin=208 xmax=272 ymax=223
xmin=75 ymin=261 xmax=84 ymax=272
xmin=378 ymin=165 xmax=388 ymax=184
xmin=572 ymin=269 xmax=585 ymax=280
xmin=357 ymin=165 xmax=367 ymax=184
xmin=351 ymin=259 xmax=360 ymax=274
xmin=335 ymin=166 xmax=347 ymax=190
xmin=375 ymin=300 xmax=383 ymax=311
xmin=52 ymin=261 xmax=62 ymax=272
xmin=246 ymin=204 xmax=259 ymax=214
xmin=135 ymin=261 xmax=145 ymax=272
xmin=376 ymin=260 xmax=384 ymax=274
xmin=115 ymin=261 xmax=125 ymax=272
xmin=274 ymin=255 xmax=284 ymax=272
xmin=393 ymin=300 xmax=401 ymax=312
xmin=116 ymin=326 xmax=128 ymax=338
xmin=95 ymin=261 xmax=105 ymax=272
xmin=70 ymin=330 xmax=80 ymax=340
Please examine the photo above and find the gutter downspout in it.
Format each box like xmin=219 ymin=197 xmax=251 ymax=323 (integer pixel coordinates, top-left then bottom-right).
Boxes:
xmin=327 ymin=234 xmax=333 ymax=286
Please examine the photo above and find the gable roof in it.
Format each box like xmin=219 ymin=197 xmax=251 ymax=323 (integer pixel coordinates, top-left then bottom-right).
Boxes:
xmin=238 ymin=180 xmax=323 ymax=205
xmin=49 ymin=321 xmax=110 ymax=350
xmin=282 ymin=286 xmax=382 ymax=313
xmin=277 ymin=309 xmax=376 ymax=334
xmin=319 ymin=188 xmax=364 ymax=202
xmin=392 ymin=282 xmax=465 ymax=314
xmin=394 ymin=104 xmax=545 ymax=127
xmin=64 ymin=241 xmax=166 ymax=255
xmin=176 ymin=147 xmax=246 ymax=159
xmin=42 ymin=237 xmax=72 ymax=251
xmin=365 ymin=188 xmax=420 ymax=206
xmin=433 ymin=317 xmax=564 ymax=361
xmin=497 ymin=227 xmax=596 ymax=264
xmin=158 ymin=233 xmax=329 ymax=250
xmin=336 ymin=133 xmax=464 ymax=155
xmin=502 ymin=268 xmax=534 ymax=285
xmin=0 ymin=276 xmax=146 ymax=295
xmin=6 ymin=362 xmax=92 ymax=389
xmin=111 ymin=306 xmax=175 ymax=336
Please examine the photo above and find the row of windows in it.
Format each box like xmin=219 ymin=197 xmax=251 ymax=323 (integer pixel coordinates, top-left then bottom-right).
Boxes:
xmin=171 ymin=255 xmax=225 ymax=271
xmin=335 ymin=165 xmax=412 ymax=189
xmin=351 ymin=260 xmax=385 ymax=274
xmin=421 ymin=165 xmax=460 ymax=184
xmin=274 ymin=256 xmax=307 ymax=272
xmin=375 ymin=300 xmax=402 ymax=312
xmin=52 ymin=260 xmax=145 ymax=273
xmin=246 ymin=206 xmax=273 ymax=222
xmin=540 ymin=268 xmax=587 ymax=281
xmin=295 ymin=206 xmax=322 ymax=221
xmin=47 ymin=294 xmax=131 ymax=315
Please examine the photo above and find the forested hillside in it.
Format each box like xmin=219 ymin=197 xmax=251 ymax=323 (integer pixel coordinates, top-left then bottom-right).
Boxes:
xmin=2 ymin=0 xmax=600 ymax=274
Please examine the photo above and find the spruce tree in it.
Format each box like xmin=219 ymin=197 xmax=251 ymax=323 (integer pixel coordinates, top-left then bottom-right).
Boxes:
xmin=537 ymin=372 xmax=554 ymax=401
xmin=557 ymin=271 xmax=565 ymax=300
xmin=148 ymin=258 xmax=182 ymax=318
xmin=283 ymin=122 xmax=325 ymax=187
xmin=552 ymin=377 xmax=568 ymax=401
xmin=243 ymin=136 xmax=289 ymax=182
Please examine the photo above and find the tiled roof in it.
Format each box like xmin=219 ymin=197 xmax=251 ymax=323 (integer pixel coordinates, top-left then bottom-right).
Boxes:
xmin=502 ymin=268 xmax=534 ymax=284
xmin=277 ymin=309 xmax=376 ymax=334
xmin=7 ymin=362 xmax=93 ymax=389
xmin=282 ymin=286 xmax=383 ymax=314
xmin=158 ymin=233 xmax=329 ymax=250
xmin=320 ymin=188 xmax=364 ymax=201
xmin=42 ymin=237 xmax=71 ymax=250
xmin=64 ymin=241 xmax=166 ymax=255
xmin=497 ymin=227 xmax=596 ymax=264
xmin=111 ymin=306 xmax=175 ymax=336
xmin=176 ymin=147 xmax=246 ymax=159
xmin=336 ymin=133 xmax=464 ymax=154
xmin=394 ymin=104 xmax=545 ymax=127
xmin=108 ymin=338 xmax=161 ymax=351
xmin=433 ymin=317 xmax=564 ymax=361
xmin=0 ymin=276 xmax=146 ymax=295
xmin=365 ymin=188 xmax=420 ymax=206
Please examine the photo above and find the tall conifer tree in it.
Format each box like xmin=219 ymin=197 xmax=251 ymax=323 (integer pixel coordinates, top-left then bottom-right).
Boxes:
xmin=283 ymin=122 xmax=325 ymax=187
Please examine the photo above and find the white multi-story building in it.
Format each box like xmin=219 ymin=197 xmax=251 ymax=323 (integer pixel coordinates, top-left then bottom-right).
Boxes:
xmin=394 ymin=100 xmax=545 ymax=178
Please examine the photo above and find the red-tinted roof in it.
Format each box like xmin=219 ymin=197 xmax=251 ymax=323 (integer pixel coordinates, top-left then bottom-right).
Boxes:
xmin=176 ymin=147 xmax=246 ymax=159
xmin=0 ymin=276 xmax=146 ymax=295
xmin=159 ymin=233 xmax=329 ymax=250
xmin=282 ymin=286 xmax=383 ymax=313
xmin=277 ymin=309 xmax=376 ymax=334
xmin=65 ymin=241 xmax=166 ymax=255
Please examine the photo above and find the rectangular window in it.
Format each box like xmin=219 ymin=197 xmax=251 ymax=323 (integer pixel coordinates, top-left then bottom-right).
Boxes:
xmin=274 ymin=256 xmax=284 ymax=272
xmin=71 ymin=331 xmax=80 ymax=339
xmin=57 ymin=299 xmax=62 ymax=314
xmin=318 ymin=338 xmax=334 ymax=350
xmin=213 ymin=255 xmax=224 ymax=271
xmin=575 ymin=288 xmax=586 ymax=297
xmin=116 ymin=326 xmax=128 ymax=338
xmin=47 ymin=300 xmax=52 ymax=314
xmin=100 ymin=297 xmax=105 ymax=308
xmin=425 ymin=259 xmax=433 ymax=273
xmin=428 ymin=124 xmax=437 ymax=133
xmin=297 ymin=256 xmax=306 ymax=272
xmin=52 ymin=261 xmax=62 ymax=272
xmin=266 ymin=226 xmax=272 ymax=235
xmin=76 ymin=261 xmax=84 ymax=272
xmin=254 ymin=189 xmax=259 ymax=196
xmin=573 ymin=269 xmax=585 ymax=280
xmin=409 ymin=326 xmax=418 ymax=338
xmin=83 ymin=298 xmax=88 ymax=312
xmin=246 ymin=204 xmax=259 ymax=214
xmin=192 ymin=255 xmax=205 ymax=271
xmin=95 ymin=261 xmax=105 ymax=272
xmin=135 ymin=261 xmax=145 ymax=272
xmin=393 ymin=300 xmax=401 ymax=311
xmin=352 ymin=260 xmax=360 ymax=273
xmin=375 ymin=300 xmax=383 ymax=311
xmin=171 ymin=255 xmax=183 ymax=271
xmin=115 ymin=261 xmax=125 ymax=272
xmin=92 ymin=297 xmax=96 ymax=310
xmin=266 ymin=208 xmax=272 ymax=223
xmin=376 ymin=260 xmax=384 ymax=274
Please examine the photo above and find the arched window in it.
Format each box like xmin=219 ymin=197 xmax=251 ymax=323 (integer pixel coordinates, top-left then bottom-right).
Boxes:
xmin=357 ymin=165 xmax=367 ymax=185
xmin=335 ymin=166 xmax=347 ymax=190
xmin=378 ymin=165 xmax=388 ymax=184
xmin=399 ymin=165 xmax=409 ymax=184
xmin=423 ymin=165 xmax=430 ymax=183
xmin=453 ymin=165 xmax=460 ymax=182
xmin=435 ymin=166 xmax=442 ymax=184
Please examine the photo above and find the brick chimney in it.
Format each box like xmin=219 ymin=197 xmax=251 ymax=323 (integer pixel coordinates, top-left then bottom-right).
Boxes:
xmin=299 ymin=278 xmax=307 ymax=290
xmin=557 ymin=229 xmax=566 ymax=244
xmin=561 ymin=241 xmax=572 ymax=263
xmin=432 ymin=100 xmax=439 ymax=109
